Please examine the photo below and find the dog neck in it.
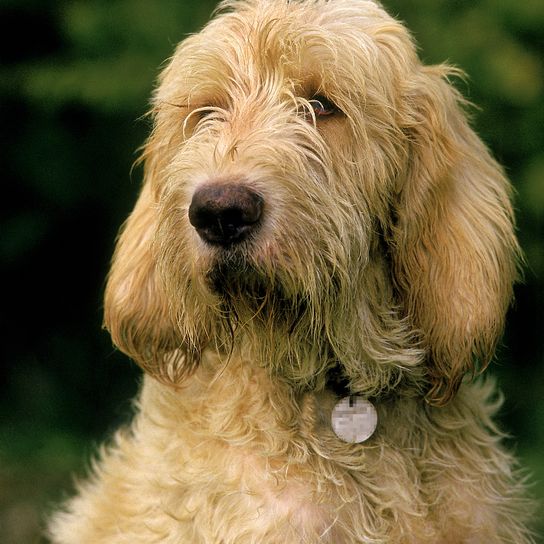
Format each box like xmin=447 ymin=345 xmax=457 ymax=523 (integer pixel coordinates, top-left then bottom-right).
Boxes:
xmin=324 ymin=362 xmax=352 ymax=398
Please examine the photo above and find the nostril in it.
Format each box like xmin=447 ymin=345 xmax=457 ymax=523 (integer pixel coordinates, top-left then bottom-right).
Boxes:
xmin=188 ymin=183 xmax=264 ymax=246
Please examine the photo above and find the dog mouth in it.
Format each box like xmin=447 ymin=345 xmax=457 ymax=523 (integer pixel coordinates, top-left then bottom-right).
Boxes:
xmin=206 ymin=250 xmax=278 ymax=302
xmin=206 ymin=250 xmax=256 ymax=294
xmin=205 ymin=249 xmax=305 ymax=328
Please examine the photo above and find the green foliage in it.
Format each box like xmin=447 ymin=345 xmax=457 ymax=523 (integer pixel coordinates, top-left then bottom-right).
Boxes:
xmin=1 ymin=1 xmax=542 ymax=542
xmin=15 ymin=0 xmax=216 ymax=113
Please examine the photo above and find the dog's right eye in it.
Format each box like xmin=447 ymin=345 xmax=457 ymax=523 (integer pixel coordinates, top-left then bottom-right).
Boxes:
xmin=309 ymin=95 xmax=339 ymax=117
xmin=195 ymin=107 xmax=217 ymax=120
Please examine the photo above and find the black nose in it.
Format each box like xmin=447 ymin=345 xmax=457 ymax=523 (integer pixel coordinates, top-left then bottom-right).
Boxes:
xmin=188 ymin=183 xmax=264 ymax=246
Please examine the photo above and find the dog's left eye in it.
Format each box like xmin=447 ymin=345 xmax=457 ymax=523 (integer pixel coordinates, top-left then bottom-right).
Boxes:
xmin=309 ymin=95 xmax=338 ymax=117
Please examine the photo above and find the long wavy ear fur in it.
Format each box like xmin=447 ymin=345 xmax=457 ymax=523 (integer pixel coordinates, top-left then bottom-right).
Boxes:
xmin=103 ymin=179 xmax=174 ymax=372
xmin=392 ymin=66 xmax=521 ymax=405
xmin=103 ymin=158 xmax=198 ymax=383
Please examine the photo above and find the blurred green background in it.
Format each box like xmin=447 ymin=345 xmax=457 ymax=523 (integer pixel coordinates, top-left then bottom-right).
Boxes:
xmin=1 ymin=0 xmax=542 ymax=542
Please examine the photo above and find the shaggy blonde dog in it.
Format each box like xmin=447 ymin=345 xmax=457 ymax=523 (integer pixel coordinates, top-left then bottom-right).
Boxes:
xmin=49 ymin=0 xmax=535 ymax=542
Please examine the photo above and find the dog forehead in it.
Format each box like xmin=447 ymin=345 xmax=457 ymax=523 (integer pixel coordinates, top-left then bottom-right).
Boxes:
xmin=160 ymin=0 xmax=407 ymax=95
xmin=209 ymin=0 xmax=395 ymax=62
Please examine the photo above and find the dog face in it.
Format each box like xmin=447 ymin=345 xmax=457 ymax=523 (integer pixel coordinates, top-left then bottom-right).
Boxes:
xmin=104 ymin=0 xmax=520 ymax=403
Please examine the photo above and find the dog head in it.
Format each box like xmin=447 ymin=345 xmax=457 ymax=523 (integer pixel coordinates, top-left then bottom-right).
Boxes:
xmin=104 ymin=0 xmax=520 ymax=404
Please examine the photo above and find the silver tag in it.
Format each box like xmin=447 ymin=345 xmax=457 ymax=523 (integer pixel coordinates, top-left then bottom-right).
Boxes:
xmin=331 ymin=396 xmax=378 ymax=443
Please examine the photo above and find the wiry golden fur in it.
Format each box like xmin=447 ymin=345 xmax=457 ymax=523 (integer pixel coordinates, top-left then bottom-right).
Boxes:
xmin=49 ymin=0 xmax=535 ymax=542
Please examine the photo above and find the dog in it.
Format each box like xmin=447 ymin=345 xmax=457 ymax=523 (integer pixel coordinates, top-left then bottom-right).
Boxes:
xmin=48 ymin=0 xmax=535 ymax=542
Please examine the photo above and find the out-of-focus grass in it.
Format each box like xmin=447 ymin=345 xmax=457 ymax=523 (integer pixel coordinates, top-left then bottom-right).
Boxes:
xmin=1 ymin=432 xmax=84 ymax=544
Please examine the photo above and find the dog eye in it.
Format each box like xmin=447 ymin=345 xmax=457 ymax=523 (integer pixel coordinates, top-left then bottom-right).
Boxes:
xmin=194 ymin=106 xmax=226 ymax=122
xmin=309 ymin=95 xmax=338 ymax=117
xmin=195 ymin=107 xmax=216 ymax=120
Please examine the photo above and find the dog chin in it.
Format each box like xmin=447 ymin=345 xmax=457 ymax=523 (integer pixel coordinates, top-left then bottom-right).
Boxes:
xmin=204 ymin=248 xmax=304 ymax=323
xmin=206 ymin=249 xmax=271 ymax=298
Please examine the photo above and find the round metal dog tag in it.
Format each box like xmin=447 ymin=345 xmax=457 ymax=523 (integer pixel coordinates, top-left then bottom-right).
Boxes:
xmin=331 ymin=396 xmax=378 ymax=443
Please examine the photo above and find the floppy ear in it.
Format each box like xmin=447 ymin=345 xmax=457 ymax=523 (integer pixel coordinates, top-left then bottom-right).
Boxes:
xmin=103 ymin=155 xmax=197 ymax=383
xmin=391 ymin=66 xmax=521 ymax=405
